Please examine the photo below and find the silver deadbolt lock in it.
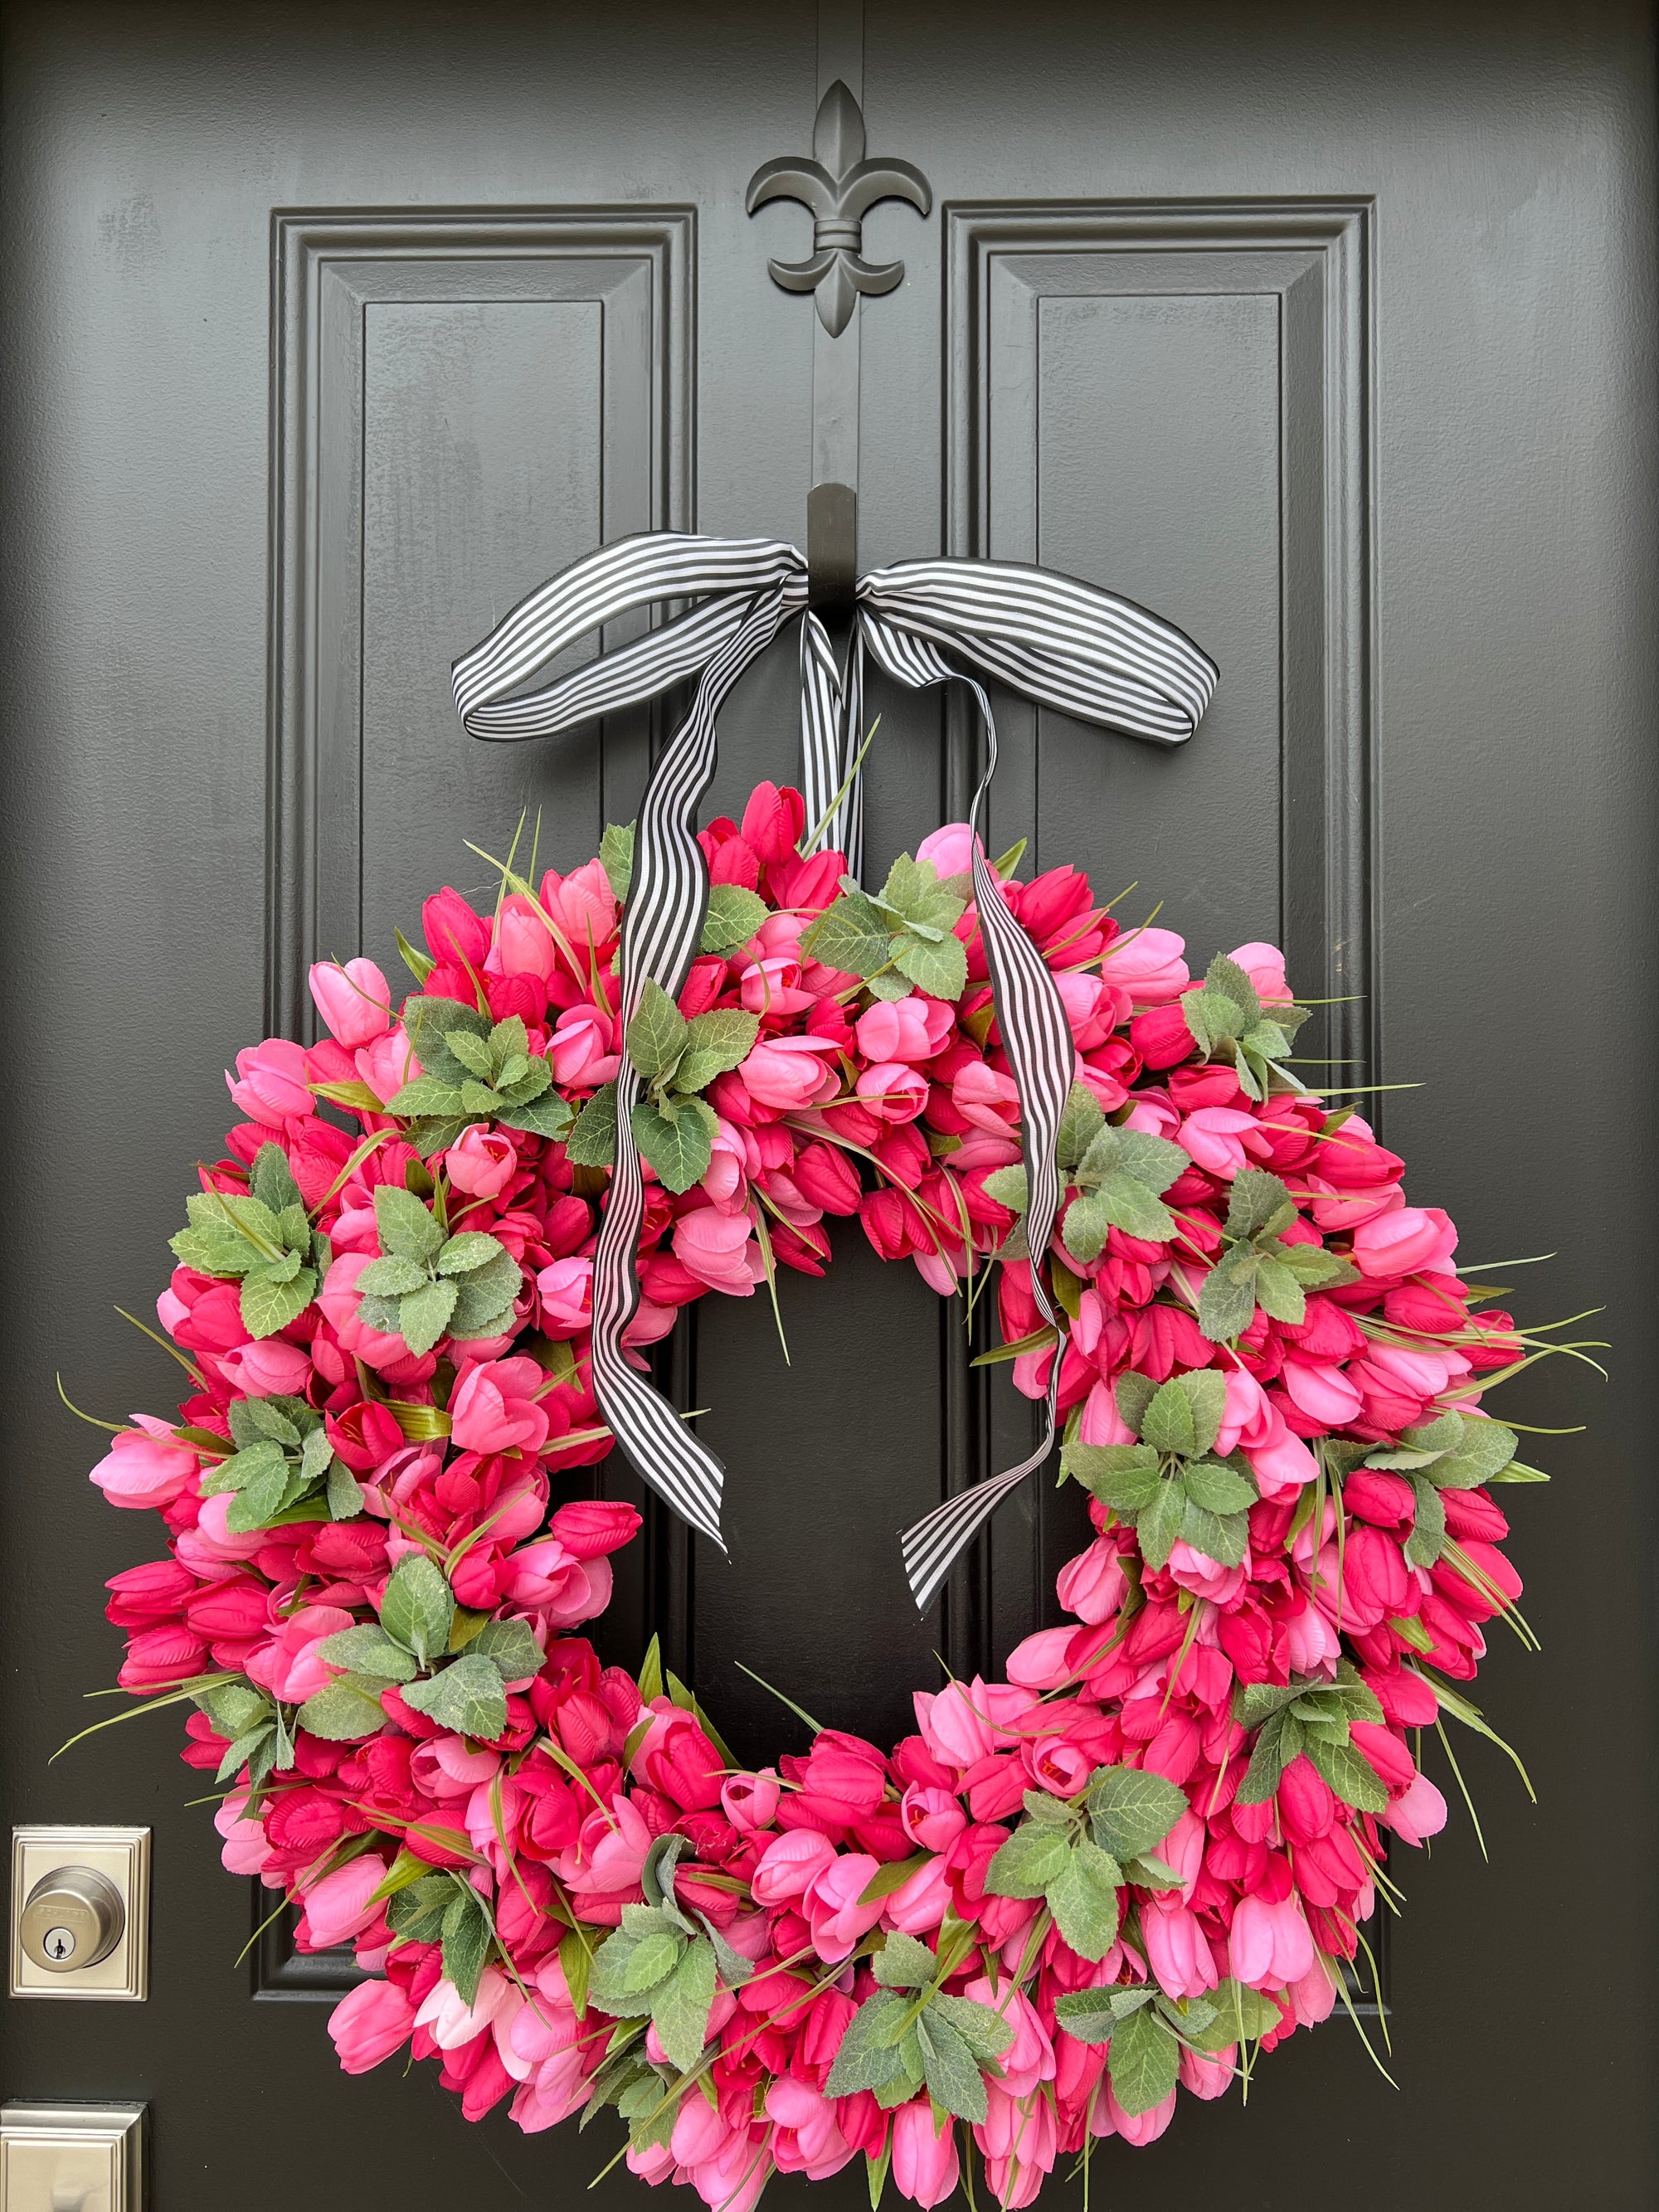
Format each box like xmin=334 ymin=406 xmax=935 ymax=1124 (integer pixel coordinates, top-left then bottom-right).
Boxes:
xmin=20 ymin=1867 xmax=125 ymax=1973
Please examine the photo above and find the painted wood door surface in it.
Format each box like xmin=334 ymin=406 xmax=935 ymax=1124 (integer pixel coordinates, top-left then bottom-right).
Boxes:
xmin=3 ymin=2 xmax=1654 ymax=2203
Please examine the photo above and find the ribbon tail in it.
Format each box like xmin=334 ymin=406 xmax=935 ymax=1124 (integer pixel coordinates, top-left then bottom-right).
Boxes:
xmin=901 ymin=1366 xmax=1061 ymax=1613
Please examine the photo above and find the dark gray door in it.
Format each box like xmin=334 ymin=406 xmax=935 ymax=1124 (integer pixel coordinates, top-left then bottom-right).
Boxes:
xmin=4 ymin=2 xmax=1654 ymax=2204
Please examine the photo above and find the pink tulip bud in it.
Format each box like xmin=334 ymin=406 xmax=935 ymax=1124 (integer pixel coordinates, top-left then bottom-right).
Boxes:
xmin=308 ymin=958 xmax=394 ymax=1048
xmin=328 ymin=1977 xmax=416 ymax=2074
xmin=445 ymin=1124 xmax=518 ymax=1198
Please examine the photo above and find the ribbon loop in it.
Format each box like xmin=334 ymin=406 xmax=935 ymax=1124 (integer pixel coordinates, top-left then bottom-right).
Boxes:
xmin=452 ymin=533 xmax=1216 ymax=1606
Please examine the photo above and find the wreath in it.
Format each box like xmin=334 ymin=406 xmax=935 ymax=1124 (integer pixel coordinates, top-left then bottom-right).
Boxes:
xmin=75 ymin=777 xmax=1566 ymax=2207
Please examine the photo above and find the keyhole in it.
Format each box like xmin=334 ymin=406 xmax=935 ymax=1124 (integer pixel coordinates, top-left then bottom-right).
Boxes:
xmin=44 ymin=1926 xmax=76 ymax=1962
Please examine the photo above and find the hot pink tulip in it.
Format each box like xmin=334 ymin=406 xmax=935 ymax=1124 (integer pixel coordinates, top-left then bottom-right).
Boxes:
xmin=328 ymin=1976 xmax=416 ymax=2073
xmin=309 ymin=958 xmax=394 ymax=1048
xmin=445 ymin=1124 xmax=518 ymax=1198
xmin=89 ymin=1417 xmax=198 ymax=1509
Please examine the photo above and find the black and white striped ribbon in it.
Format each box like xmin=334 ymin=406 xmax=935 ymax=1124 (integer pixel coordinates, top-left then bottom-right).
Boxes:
xmin=451 ymin=532 xmax=1216 ymax=1607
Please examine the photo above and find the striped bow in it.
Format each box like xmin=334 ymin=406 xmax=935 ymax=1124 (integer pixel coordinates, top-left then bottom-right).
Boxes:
xmin=452 ymin=533 xmax=1216 ymax=1609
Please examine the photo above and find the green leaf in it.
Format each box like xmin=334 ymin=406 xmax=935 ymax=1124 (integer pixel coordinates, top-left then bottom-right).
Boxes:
xmin=631 ymin=1096 xmax=717 ymax=1195
xmin=442 ymin=1885 xmax=490 ymax=2006
xmin=1429 ymin=1414 xmax=1520 ymax=1489
xmin=396 ymin=1275 xmax=459 ymax=1355
xmin=675 ymin=1009 xmax=761 ymax=1092
xmin=1198 ymin=1246 xmax=1260 ymax=1342
xmin=1106 ymin=2002 xmax=1180 ymax=2115
xmin=650 ymin=1938 xmax=717 ymax=2073
xmin=1055 ymin=1084 xmax=1107 ymax=1171
xmin=915 ymin=2007 xmax=989 ymax=2124
xmin=600 ymin=820 xmax=635 ymax=902
xmin=1136 ymin=1477 xmax=1188 ymax=1573
xmin=1113 ymin=1129 xmax=1191 ymax=1197
xmin=469 ymin=1617 xmax=545 ymax=1685
xmin=222 ymin=1458 xmax=295 ymax=1532
xmin=379 ymin=1553 xmax=455 ymax=1665
xmin=243 ymin=1395 xmax=307 ymax=1446
xmin=1085 ymin=1766 xmax=1188 ymax=1860
xmin=1404 ymin=1475 xmax=1447 ymax=1568
xmin=825 ymin=1991 xmax=916 ymax=2096
xmin=295 ymin=1674 xmax=387 ymax=1741
xmin=374 ymin=1185 xmax=445 ymax=1265
xmin=445 ymin=1028 xmax=496 ymax=1080
xmin=565 ymin=1082 xmax=618 ymax=1167
xmin=496 ymin=1087 xmax=573 ymax=1140
xmin=801 ymin=890 xmax=893 ymax=978
xmin=1235 ymin=1709 xmax=1297 ymax=1805
xmin=931 ymin=1994 xmax=1015 ymax=2068
xmin=1052 ymin=1989 xmax=1126 ymax=2045
xmin=435 ymin=1231 xmax=506 ymax=1276
xmin=1182 ymin=1456 xmax=1258 ymax=1514
xmin=622 ymin=1928 xmax=684 ymax=1994
xmin=985 ymin=1821 xmax=1075 ymax=1900
xmin=860 ymin=1855 xmax=934 ymax=1907
xmin=214 ymin=1723 xmax=275 ymax=1786
xmin=357 ymin=1253 xmax=429 ymax=1296
xmin=250 ymin=1142 xmax=303 ymax=1216
xmin=383 ymin=1075 xmax=469 ymax=1119
xmin=892 ymin=929 xmax=968 ymax=1003
xmin=1224 ymin=1168 xmax=1294 ymax=1241
xmin=240 ymin=1265 xmax=317 ymax=1339
xmin=865 ymin=971 xmax=912 ymax=1004
xmin=400 ymin=1654 xmax=508 ymax=1741
xmin=1253 ymin=1254 xmax=1306 ymax=1326
xmin=1189 ymin=1979 xmax=1283 ymax=2052
xmin=625 ymin=980 xmax=691 ymax=1080
xmin=1045 ymin=1836 xmax=1123 ymax=1962
xmin=1062 ymin=1442 xmax=1164 ymax=1513
xmin=1141 ymin=1378 xmax=1198 ymax=1456
xmin=1180 ymin=1499 xmax=1250 ymax=1567
xmin=872 ymin=1932 xmax=937 ymax=1989
xmin=981 ymin=1165 xmax=1028 ymax=1215
xmin=1306 ymin=1733 xmax=1392 ymax=1813
xmin=171 ymin=1221 xmax=257 ymax=1276
xmin=315 ymin=1626 xmax=418 ymax=1681
xmin=1115 ymin=1371 xmax=1159 ymax=1436
xmin=700 ymin=882 xmax=768 ymax=955
xmin=194 ymin=1681 xmax=270 ymax=1738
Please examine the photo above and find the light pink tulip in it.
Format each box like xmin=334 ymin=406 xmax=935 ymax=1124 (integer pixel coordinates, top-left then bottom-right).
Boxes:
xmin=539 ymin=859 xmax=617 ymax=954
xmin=854 ymin=996 xmax=954 ymax=1064
xmin=1102 ymin=925 xmax=1190 ymax=1002
xmin=1141 ymin=1901 xmax=1219 ymax=1999
xmin=1055 ymin=1538 xmax=1126 ymax=1624
xmin=805 ymin=1853 xmax=885 ymax=1962
xmin=445 ymin=1125 xmax=518 ymax=1198
xmin=217 ymin=1338 xmax=313 ymax=1398
xmin=915 ymin=823 xmax=980 ymax=877
xmin=1352 ymin=1203 xmax=1459 ymax=1278
xmin=486 ymin=894 xmax=556 ymax=982
xmin=1378 ymin=1768 xmax=1449 ymax=1846
xmin=245 ymin=1604 xmax=356 ymax=1704
xmin=891 ymin=2099 xmax=960 ymax=2207
xmin=299 ymin=1853 xmax=390 ymax=1949
xmin=752 ymin=1828 xmax=836 ymax=1903
xmin=548 ymin=1005 xmax=620 ymax=1089
xmin=1228 ymin=1892 xmax=1315 ymax=1990
xmin=89 ymin=1417 xmax=198 ymax=1509
xmin=1178 ymin=1106 xmax=1260 ymax=1177
xmin=856 ymin=1061 xmax=931 ymax=1123
xmin=1225 ymin=941 xmax=1293 ymax=1004
xmin=737 ymin=1035 xmax=840 ymax=1110
xmin=215 ymin=1791 xmax=274 ymax=1876
xmin=354 ymin=1029 xmax=421 ymax=1106
xmin=328 ymin=1976 xmax=415 ymax=2073
xmin=537 ymin=1256 xmax=594 ymax=1336
xmin=309 ymin=958 xmax=394 ymax=1048
xmin=674 ymin=1208 xmax=761 ymax=1296
xmin=450 ymin=1356 xmax=547 ymax=1456
xmin=227 ymin=1038 xmax=314 ymax=1127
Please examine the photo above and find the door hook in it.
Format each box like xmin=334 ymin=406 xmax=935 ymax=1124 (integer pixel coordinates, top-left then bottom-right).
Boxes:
xmin=807 ymin=481 xmax=857 ymax=615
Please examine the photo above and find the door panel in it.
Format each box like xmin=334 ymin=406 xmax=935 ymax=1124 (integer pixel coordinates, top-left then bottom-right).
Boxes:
xmin=4 ymin=2 xmax=1654 ymax=2205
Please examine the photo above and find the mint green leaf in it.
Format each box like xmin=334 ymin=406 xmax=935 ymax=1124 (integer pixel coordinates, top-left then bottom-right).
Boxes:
xmin=872 ymin=1932 xmax=938 ymax=1990
xmin=171 ymin=1222 xmax=256 ymax=1277
xmin=599 ymin=820 xmax=635 ymax=902
xmin=893 ymin=929 xmax=967 ymax=1003
xmin=1087 ymin=1169 xmax=1177 ymax=1243
xmin=915 ymin=2007 xmax=988 ymax=2124
xmin=1176 ymin=1369 xmax=1228 ymax=1456
xmin=825 ymin=1991 xmax=915 ymax=2096
xmin=1085 ymin=1767 xmax=1188 ymax=1860
xmin=1198 ymin=1247 xmax=1259 ymax=1341
xmin=1141 ymin=1378 xmax=1199 ymax=1456
xmin=243 ymin=1395 xmax=306 ymax=1446
xmin=315 ymin=1627 xmax=417 ymax=1682
xmin=1180 ymin=1498 xmax=1250 ymax=1567
xmin=677 ymin=1009 xmax=761 ymax=1091
xmin=982 ymin=1165 xmax=1029 ymax=1215
xmin=469 ymin=1617 xmax=545 ymax=1685
xmin=1224 ymin=1168 xmax=1294 ymax=1241
xmin=441 ymin=1885 xmax=490 ymax=2006
xmin=625 ymin=979 xmax=690 ymax=1081
xmin=1188 ymin=1979 xmax=1282 ymax=2052
xmin=396 ymin=1275 xmax=458 ymax=1355
xmin=1114 ymin=1129 xmax=1190 ymax=1196
xmin=1106 ymin=2002 xmax=1180 ymax=2114
xmin=435 ymin=1231 xmax=505 ymax=1276
xmin=701 ymin=882 xmax=768 ymax=955
xmin=1253 ymin=1254 xmax=1306 ymax=1325
xmin=222 ymin=1459 xmax=294 ymax=1531
xmin=194 ymin=1681 xmax=270 ymax=1737
xmin=622 ymin=1928 xmax=684 ymax=1995
xmin=383 ymin=1075 xmax=468 ymax=1119
xmin=1306 ymin=1733 xmax=1392 ymax=1813
xmin=985 ymin=1821 xmax=1075 ymax=1900
xmin=1276 ymin=1242 xmax=1360 ymax=1290
xmin=379 ymin=1553 xmax=454 ymax=1665
xmin=357 ymin=1254 xmax=429 ymax=1296
xmin=295 ymin=1673 xmax=387 ymax=1741
xmin=1046 ymin=1836 xmax=1123 ymax=1962
xmin=1052 ymin=1989 xmax=1126 ymax=2044
xmin=374 ymin=1184 xmax=445 ymax=1264
xmin=1182 ymin=1457 xmax=1258 ymax=1514
xmin=1056 ymin=1083 xmax=1106 ymax=1171
xmin=1114 ymin=1371 xmax=1159 ymax=1436
xmin=1204 ymin=953 xmax=1264 ymax=1032
xmin=1060 ymin=1189 xmax=1114 ymax=1267
xmin=931 ymin=1994 xmax=1015 ymax=2068
xmin=249 ymin=1142 xmax=303 ymax=1215
xmin=631 ymin=1096 xmax=716 ymax=1195
xmin=240 ymin=1265 xmax=317 ymax=1340
xmin=1136 ymin=1478 xmax=1187 ymax=1573
xmin=565 ymin=1082 xmax=618 ymax=1166
xmin=865 ymin=971 xmax=912 ymax=1004
xmin=445 ymin=1028 xmax=496 ymax=1081
xmin=650 ymin=1938 xmax=717 ymax=2073
xmin=214 ymin=1723 xmax=275 ymax=1786
xmin=1061 ymin=1441 xmax=1163 ymax=1512
xmin=325 ymin=1456 xmax=362 ymax=1519
xmin=1429 ymin=1414 xmax=1520 ymax=1489
xmin=401 ymin=1654 xmax=508 ymax=1742
xmin=801 ymin=891 xmax=893 ymax=978
xmin=1404 ymin=1475 xmax=1447 ymax=1568
xmin=1235 ymin=1709 xmax=1296 ymax=1806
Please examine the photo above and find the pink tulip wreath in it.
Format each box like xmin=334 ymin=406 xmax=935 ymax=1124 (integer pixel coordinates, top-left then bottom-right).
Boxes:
xmin=80 ymin=782 xmax=1561 ymax=2206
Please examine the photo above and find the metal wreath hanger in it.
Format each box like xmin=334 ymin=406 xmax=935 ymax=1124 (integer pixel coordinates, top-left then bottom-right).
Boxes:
xmin=450 ymin=4 xmax=1219 ymax=1610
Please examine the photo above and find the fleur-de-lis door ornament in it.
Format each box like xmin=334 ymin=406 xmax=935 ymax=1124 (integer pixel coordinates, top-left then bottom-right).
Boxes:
xmin=746 ymin=80 xmax=932 ymax=337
